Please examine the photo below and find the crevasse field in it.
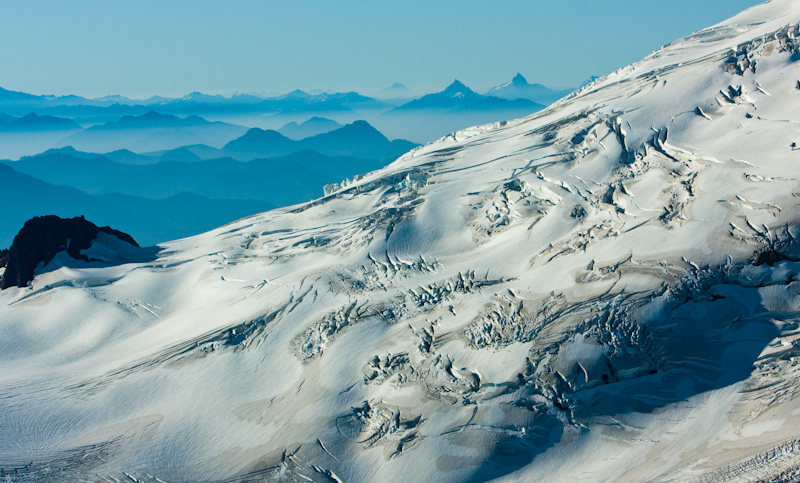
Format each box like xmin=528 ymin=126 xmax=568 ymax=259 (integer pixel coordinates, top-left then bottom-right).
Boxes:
xmin=2 ymin=1 xmax=800 ymax=481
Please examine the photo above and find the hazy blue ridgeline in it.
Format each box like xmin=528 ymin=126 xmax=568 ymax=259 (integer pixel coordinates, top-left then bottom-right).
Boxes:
xmin=0 ymin=76 xmax=579 ymax=246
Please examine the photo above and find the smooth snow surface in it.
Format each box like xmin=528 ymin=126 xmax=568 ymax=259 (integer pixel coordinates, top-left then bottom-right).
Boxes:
xmin=3 ymin=1 xmax=800 ymax=481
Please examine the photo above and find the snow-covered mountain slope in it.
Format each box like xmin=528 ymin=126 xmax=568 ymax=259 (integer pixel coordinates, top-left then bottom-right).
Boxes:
xmin=3 ymin=1 xmax=800 ymax=481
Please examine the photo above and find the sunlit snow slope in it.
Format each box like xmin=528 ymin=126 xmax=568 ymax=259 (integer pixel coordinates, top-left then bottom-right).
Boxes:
xmin=3 ymin=1 xmax=800 ymax=481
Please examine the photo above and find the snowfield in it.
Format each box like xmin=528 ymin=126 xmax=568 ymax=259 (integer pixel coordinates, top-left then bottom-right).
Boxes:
xmin=3 ymin=1 xmax=800 ymax=481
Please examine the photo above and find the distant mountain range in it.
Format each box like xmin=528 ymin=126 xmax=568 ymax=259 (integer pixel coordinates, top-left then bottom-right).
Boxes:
xmin=261 ymin=90 xmax=390 ymax=113
xmin=0 ymin=86 xmax=265 ymax=109
xmin=88 ymin=110 xmax=220 ymax=129
xmin=0 ymin=75 xmax=585 ymax=243
xmin=0 ymin=120 xmax=418 ymax=245
xmin=0 ymin=76 xmax=582 ymax=242
xmin=0 ymin=162 xmax=271 ymax=247
xmin=389 ymin=80 xmax=541 ymax=113
xmin=0 ymin=86 xmax=392 ymax=118
xmin=375 ymin=79 xmax=547 ymax=141
xmin=277 ymin=117 xmax=342 ymax=140
xmin=0 ymin=74 xmax=577 ymax=119
xmin=55 ymin=111 xmax=248 ymax=153
xmin=3 ymin=146 xmax=387 ymax=205
xmin=485 ymin=73 xmax=575 ymax=106
xmin=0 ymin=75 xmax=582 ymax=158
xmin=223 ymin=120 xmax=417 ymax=161
xmin=13 ymin=117 xmax=414 ymax=165
xmin=170 ymin=91 xmax=266 ymax=105
xmin=0 ymin=112 xmax=80 ymax=131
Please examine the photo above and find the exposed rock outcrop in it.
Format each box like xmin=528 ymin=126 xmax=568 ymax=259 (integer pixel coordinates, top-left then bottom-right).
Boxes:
xmin=0 ymin=215 xmax=138 ymax=289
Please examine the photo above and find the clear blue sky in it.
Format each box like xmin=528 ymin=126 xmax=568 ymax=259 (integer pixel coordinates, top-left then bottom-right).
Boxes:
xmin=0 ymin=0 xmax=759 ymax=99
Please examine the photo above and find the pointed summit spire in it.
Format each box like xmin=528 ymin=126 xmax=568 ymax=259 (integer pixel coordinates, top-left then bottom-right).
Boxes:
xmin=446 ymin=79 xmax=468 ymax=91
xmin=512 ymin=73 xmax=528 ymax=86
xmin=443 ymin=79 xmax=476 ymax=97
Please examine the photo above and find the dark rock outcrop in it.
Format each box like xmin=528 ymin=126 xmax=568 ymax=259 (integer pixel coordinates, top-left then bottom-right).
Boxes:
xmin=0 ymin=215 xmax=138 ymax=289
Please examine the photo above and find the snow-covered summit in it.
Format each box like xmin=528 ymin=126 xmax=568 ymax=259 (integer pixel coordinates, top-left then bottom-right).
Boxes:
xmin=2 ymin=1 xmax=800 ymax=481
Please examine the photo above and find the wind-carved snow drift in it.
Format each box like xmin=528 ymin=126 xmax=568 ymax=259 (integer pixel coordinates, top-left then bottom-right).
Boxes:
xmin=3 ymin=1 xmax=800 ymax=481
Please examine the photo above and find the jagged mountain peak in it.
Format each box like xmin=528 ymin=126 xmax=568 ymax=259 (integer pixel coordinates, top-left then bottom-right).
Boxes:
xmin=443 ymin=79 xmax=474 ymax=96
xmin=511 ymin=72 xmax=528 ymax=85
xmin=485 ymin=73 xmax=574 ymax=105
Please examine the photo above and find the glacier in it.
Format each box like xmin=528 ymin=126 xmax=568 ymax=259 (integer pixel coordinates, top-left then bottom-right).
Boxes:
xmin=2 ymin=1 xmax=800 ymax=481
